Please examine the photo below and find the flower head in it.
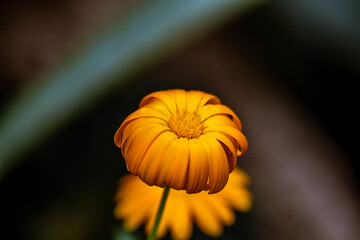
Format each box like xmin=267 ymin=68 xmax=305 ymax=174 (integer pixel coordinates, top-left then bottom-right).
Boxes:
xmin=114 ymin=89 xmax=248 ymax=194
xmin=114 ymin=167 xmax=252 ymax=239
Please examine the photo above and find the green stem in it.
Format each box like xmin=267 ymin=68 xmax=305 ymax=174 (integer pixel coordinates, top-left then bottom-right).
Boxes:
xmin=147 ymin=186 xmax=170 ymax=240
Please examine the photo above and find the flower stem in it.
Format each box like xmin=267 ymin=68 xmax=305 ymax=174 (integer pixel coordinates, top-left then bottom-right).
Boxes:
xmin=147 ymin=186 xmax=170 ymax=240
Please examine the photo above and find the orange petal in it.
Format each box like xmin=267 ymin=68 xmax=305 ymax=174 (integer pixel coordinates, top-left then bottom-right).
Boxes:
xmin=119 ymin=117 xmax=165 ymax=149
xmin=196 ymin=92 xmax=222 ymax=110
xmin=125 ymin=125 xmax=169 ymax=173
xmin=220 ymin=187 xmax=253 ymax=212
xmin=199 ymin=136 xmax=229 ymax=194
xmin=203 ymin=114 xmax=238 ymax=128
xmin=138 ymin=131 xmax=177 ymax=186
xmin=198 ymin=104 xmax=242 ymax=130
xmin=202 ymin=131 xmax=237 ymax=172
xmin=204 ymin=125 xmax=248 ymax=155
xmin=167 ymin=89 xmax=187 ymax=112
xmin=145 ymin=190 xmax=169 ymax=239
xmin=121 ymin=123 xmax=158 ymax=163
xmin=114 ymin=107 xmax=168 ymax=147
xmin=205 ymin=196 xmax=235 ymax=226
xmin=170 ymin=198 xmax=193 ymax=240
xmin=186 ymin=138 xmax=209 ymax=193
xmin=140 ymin=98 xmax=172 ymax=118
xmin=186 ymin=91 xmax=205 ymax=113
xmin=139 ymin=90 xmax=178 ymax=113
xmin=191 ymin=197 xmax=223 ymax=237
xmin=156 ymin=138 xmax=189 ymax=190
xmin=119 ymin=196 xmax=152 ymax=230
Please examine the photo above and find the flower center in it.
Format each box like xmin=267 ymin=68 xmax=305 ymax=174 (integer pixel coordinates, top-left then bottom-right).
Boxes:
xmin=168 ymin=110 xmax=204 ymax=139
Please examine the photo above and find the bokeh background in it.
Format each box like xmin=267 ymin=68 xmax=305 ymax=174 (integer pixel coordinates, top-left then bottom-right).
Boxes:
xmin=1 ymin=0 xmax=359 ymax=240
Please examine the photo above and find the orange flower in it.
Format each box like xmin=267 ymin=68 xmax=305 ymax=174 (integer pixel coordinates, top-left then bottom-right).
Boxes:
xmin=114 ymin=89 xmax=248 ymax=194
xmin=114 ymin=167 xmax=252 ymax=239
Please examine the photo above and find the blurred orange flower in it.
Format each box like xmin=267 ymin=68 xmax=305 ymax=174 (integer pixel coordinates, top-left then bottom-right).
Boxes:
xmin=114 ymin=89 xmax=248 ymax=194
xmin=114 ymin=167 xmax=252 ymax=239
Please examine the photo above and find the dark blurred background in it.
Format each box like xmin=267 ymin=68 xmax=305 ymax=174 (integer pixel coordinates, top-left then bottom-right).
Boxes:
xmin=1 ymin=0 xmax=359 ymax=240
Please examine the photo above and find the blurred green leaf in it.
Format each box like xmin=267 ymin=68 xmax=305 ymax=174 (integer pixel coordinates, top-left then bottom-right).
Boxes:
xmin=113 ymin=227 xmax=140 ymax=240
xmin=0 ymin=0 xmax=266 ymax=179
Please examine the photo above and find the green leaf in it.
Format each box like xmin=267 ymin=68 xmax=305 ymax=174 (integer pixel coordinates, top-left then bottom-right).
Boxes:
xmin=113 ymin=227 xmax=140 ymax=240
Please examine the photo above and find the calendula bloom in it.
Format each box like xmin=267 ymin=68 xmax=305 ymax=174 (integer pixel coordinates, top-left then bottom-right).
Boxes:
xmin=114 ymin=89 xmax=248 ymax=194
xmin=114 ymin=167 xmax=252 ymax=240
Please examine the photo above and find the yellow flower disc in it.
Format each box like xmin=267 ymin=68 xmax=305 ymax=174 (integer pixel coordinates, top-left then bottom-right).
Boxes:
xmin=114 ymin=89 xmax=248 ymax=194
xmin=114 ymin=168 xmax=252 ymax=240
